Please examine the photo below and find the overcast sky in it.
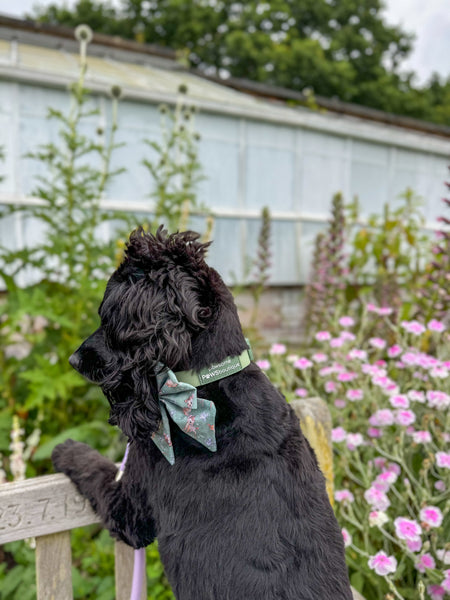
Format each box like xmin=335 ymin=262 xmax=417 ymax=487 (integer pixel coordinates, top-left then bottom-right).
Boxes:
xmin=1 ymin=0 xmax=449 ymax=85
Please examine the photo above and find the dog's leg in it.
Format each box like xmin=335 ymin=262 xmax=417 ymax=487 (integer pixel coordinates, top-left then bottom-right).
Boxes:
xmin=52 ymin=439 xmax=155 ymax=548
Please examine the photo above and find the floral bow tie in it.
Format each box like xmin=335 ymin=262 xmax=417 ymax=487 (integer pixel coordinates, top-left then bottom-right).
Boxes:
xmin=152 ymin=368 xmax=217 ymax=465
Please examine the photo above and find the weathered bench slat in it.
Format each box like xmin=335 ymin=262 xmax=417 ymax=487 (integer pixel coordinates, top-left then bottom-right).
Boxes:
xmin=115 ymin=541 xmax=147 ymax=600
xmin=36 ymin=531 xmax=73 ymax=600
xmin=0 ymin=473 xmax=100 ymax=544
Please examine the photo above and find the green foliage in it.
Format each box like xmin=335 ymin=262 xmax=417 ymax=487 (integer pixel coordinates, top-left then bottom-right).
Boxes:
xmin=142 ymin=89 xmax=206 ymax=234
xmin=30 ymin=0 xmax=450 ymax=125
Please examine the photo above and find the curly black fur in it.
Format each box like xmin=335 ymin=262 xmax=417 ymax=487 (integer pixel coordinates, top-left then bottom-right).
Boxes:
xmin=52 ymin=226 xmax=353 ymax=600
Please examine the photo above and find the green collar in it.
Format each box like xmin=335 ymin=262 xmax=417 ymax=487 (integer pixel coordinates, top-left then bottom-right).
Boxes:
xmin=175 ymin=342 xmax=253 ymax=387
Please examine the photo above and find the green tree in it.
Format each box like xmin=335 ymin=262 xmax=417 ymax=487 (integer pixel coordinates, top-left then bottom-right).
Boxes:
xmin=30 ymin=0 xmax=450 ymax=124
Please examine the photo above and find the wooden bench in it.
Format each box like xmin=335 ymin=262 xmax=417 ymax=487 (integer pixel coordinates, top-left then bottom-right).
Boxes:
xmin=0 ymin=399 xmax=364 ymax=599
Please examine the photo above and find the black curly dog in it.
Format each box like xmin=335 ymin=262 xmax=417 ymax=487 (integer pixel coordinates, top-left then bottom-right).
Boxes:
xmin=52 ymin=227 xmax=352 ymax=599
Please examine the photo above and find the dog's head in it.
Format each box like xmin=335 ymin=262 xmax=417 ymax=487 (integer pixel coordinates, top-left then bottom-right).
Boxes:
xmin=69 ymin=226 xmax=247 ymax=441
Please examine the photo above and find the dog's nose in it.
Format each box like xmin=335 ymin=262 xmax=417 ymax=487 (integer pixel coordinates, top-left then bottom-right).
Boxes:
xmin=69 ymin=352 xmax=80 ymax=370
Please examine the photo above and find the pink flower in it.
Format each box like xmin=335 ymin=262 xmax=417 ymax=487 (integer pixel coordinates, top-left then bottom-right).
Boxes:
xmin=367 ymin=427 xmax=382 ymax=438
xmin=369 ymin=337 xmax=386 ymax=349
xmin=407 ymin=538 xmax=422 ymax=552
xmin=389 ymin=394 xmax=409 ymax=408
xmin=339 ymin=316 xmax=355 ymax=327
xmin=369 ymin=409 xmax=395 ymax=427
xmin=341 ymin=528 xmax=352 ymax=547
xmin=428 ymin=319 xmax=446 ymax=332
xmin=346 ymin=433 xmax=364 ymax=450
xmin=346 ymin=388 xmax=363 ymax=401
xmin=395 ymin=409 xmax=416 ymax=426
xmin=338 ymin=372 xmax=358 ymax=382
xmin=324 ymin=381 xmax=337 ymax=394
xmin=294 ymin=357 xmax=313 ymax=370
xmin=412 ymin=430 xmax=432 ymax=444
xmin=427 ymin=584 xmax=445 ymax=600
xmin=315 ymin=331 xmax=331 ymax=341
xmin=269 ymin=343 xmax=286 ymax=355
xmin=378 ymin=306 xmax=393 ymax=316
xmin=335 ymin=489 xmax=355 ymax=504
xmin=369 ymin=510 xmax=388 ymax=527
xmin=331 ymin=427 xmax=347 ymax=443
xmin=295 ymin=388 xmax=308 ymax=398
xmin=401 ymin=320 xmax=426 ymax=335
xmin=340 ymin=331 xmax=356 ymax=342
xmin=416 ymin=553 xmax=436 ymax=573
xmin=442 ymin=571 xmax=450 ymax=592
xmin=374 ymin=470 xmax=398 ymax=491
xmin=434 ymin=480 xmax=446 ymax=492
xmin=367 ymin=303 xmax=378 ymax=313
xmin=312 ymin=352 xmax=328 ymax=363
xmin=364 ymin=487 xmax=390 ymax=511
xmin=334 ymin=399 xmax=346 ymax=409
xmin=431 ymin=366 xmax=449 ymax=379
xmin=388 ymin=344 xmax=402 ymax=358
xmin=420 ymin=506 xmax=443 ymax=528
xmin=402 ymin=351 xmax=418 ymax=365
xmin=330 ymin=337 xmax=344 ymax=348
xmin=373 ymin=457 xmax=387 ymax=470
xmin=368 ymin=551 xmax=397 ymax=576
xmin=408 ymin=390 xmax=425 ymax=403
xmin=347 ymin=348 xmax=367 ymax=361
xmin=394 ymin=517 xmax=422 ymax=542
xmin=256 ymin=359 xmax=270 ymax=370
xmin=427 ymin=391 xmax=450 ymax=410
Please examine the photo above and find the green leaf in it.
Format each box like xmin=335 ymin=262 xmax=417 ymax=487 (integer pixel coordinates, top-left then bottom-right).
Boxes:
xmin=34 ymin=421 xmax=110 ymax=460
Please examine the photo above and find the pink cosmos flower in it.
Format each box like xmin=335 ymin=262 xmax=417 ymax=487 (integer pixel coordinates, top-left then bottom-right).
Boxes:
xmin=407 ymin=538 xmax=422 ymax=552
xmin=369 ymin=409 xmax=395 ymax=427
xmin=346 ymin=388 xmax=363 ymax=401
xmin=339 ymin=316 xmax=355 ymax=327
xmin=331 ymin=427 xmax=347 ymax=443
xmin=294 ymin=357 xmax=313 ymax=370
xmin=427 ymin=584 xmax=445 ymax=600
xmin=389 ymin=394 xmax=409 ymax=408
xmin=395 ymin=409 xmax=416 ymax=426
xmin=428 ymin=319 xmax=446 ymax=332
xmin=412 ymin=430 xmax=432 ymax=444
xmin=367 ymin=427 xmax=382 ymax=438
xmin=364 ymin=487 xmax=390 ymax=511
xmin=347 ymin=348 xmax=367 ymax=361
xmin=256 ymin=359 xmax=270 ymax=371
xmin=346 ymin=433 xmax=364 ymax=450
xmin=369 ymin=337 xmax=386 ymax=349
xmin=315 ymin=331 xmax=331 ymax=341
xmin=312 ymin=352 xmax=328 ymax=363
xmin=335 ymin=489 xmax=355 ymax=504
xmin=269 ymin=343 xmax=286 ymax=355
xmin=341 ymin=528 xmax=352 ymax=547
xmin=416 ymin=553 xmax=436 ymax=573
xmin=394 ymin=517 xmax=422 ymax=542
xmin=388 ymin=344 xmax=402 ymax=358
xmin=420 ymin=506 xmax=443 ymax=528
xmin=368 ymin=552 xmax=397 ymax=576
xmin=294 ymin=388 xmax=308 ymax=398
xmin=324 ymin=381 xmax=337 ymax=393
xmin=330 ymin=337 xmax=344 ymax=348
xmin=401 ymin=320 xmax=426 ymax=335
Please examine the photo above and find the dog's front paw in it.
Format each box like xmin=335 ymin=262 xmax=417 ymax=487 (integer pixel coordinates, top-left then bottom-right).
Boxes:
xmin=52 ymin=439 xmax=92 ymax=475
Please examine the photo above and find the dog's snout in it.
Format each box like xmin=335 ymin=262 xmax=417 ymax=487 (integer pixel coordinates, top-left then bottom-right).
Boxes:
xmin=69 ymin=352 xmax=81 ymax=371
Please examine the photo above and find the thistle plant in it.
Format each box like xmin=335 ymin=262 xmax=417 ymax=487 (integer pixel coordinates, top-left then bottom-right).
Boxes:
xmin=416 ymin=173 xmax=450 ymax=324
xmin=249 ymin=206 xmax=271 ymax=328
xmin=143 ymin=86 xmax=206 ymax=233
xmin=303 ymin=193 xmax=347 ymax=334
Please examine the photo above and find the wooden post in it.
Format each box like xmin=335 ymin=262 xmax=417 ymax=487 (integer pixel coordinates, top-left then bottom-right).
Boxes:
xmin=36 ymin=531 xmax=73 ymax=600
xmin=291 ymin=397 xmax=334 ymax=505
xmin=115 ymin=541 xmax=147 ymax=600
